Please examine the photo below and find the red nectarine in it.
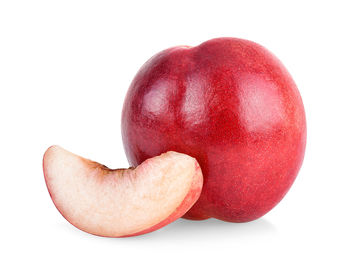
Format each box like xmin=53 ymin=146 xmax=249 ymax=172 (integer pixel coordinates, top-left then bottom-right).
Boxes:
xmin=122 ymin=37 xmax=306 ymax=222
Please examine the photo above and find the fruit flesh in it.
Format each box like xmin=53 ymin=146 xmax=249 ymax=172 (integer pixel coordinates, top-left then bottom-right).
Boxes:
xmin=43 ymin=146 xmax=203 ymax=237
xmin=122 ymin=37 xmax=306 ymax=222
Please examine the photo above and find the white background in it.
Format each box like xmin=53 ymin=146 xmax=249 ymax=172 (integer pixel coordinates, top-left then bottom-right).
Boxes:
xmin=1 ymin=0 xmax=349 ymax=273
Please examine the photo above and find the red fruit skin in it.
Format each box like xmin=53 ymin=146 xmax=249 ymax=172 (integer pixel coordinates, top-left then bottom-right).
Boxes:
xmin=121 ymin=37 xmax=306 ymax=223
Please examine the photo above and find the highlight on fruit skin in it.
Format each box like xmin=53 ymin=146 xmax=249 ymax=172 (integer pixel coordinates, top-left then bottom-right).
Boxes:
xmin=43 ymin=146 xmax=203 ymax=237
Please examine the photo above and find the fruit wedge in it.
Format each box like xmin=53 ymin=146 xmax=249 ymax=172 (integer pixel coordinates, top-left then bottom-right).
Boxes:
xmin=43 ymin=146 xmax=203 ymax=237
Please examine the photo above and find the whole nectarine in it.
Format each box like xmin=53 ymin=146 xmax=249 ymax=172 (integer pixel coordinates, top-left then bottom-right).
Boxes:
xmin=122 ymin=37 xmax=306 ymax=222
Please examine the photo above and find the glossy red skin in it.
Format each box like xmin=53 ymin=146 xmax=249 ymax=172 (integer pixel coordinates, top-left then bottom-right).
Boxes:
xmin=121 ymin=38 xmax=306 ymax=222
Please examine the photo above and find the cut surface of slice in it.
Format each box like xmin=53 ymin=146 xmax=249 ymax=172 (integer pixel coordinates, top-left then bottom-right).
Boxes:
xmin=43 ymin=146 xmax=203 ymax=237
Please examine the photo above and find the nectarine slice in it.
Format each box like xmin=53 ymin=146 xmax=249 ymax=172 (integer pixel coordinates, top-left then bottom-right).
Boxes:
xmin=43 ymin=146 xmax=203 ymax=237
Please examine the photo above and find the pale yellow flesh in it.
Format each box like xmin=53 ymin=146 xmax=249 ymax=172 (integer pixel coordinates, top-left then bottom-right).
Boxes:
xmin=44 ymin=146 xmax=200 ymax=237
